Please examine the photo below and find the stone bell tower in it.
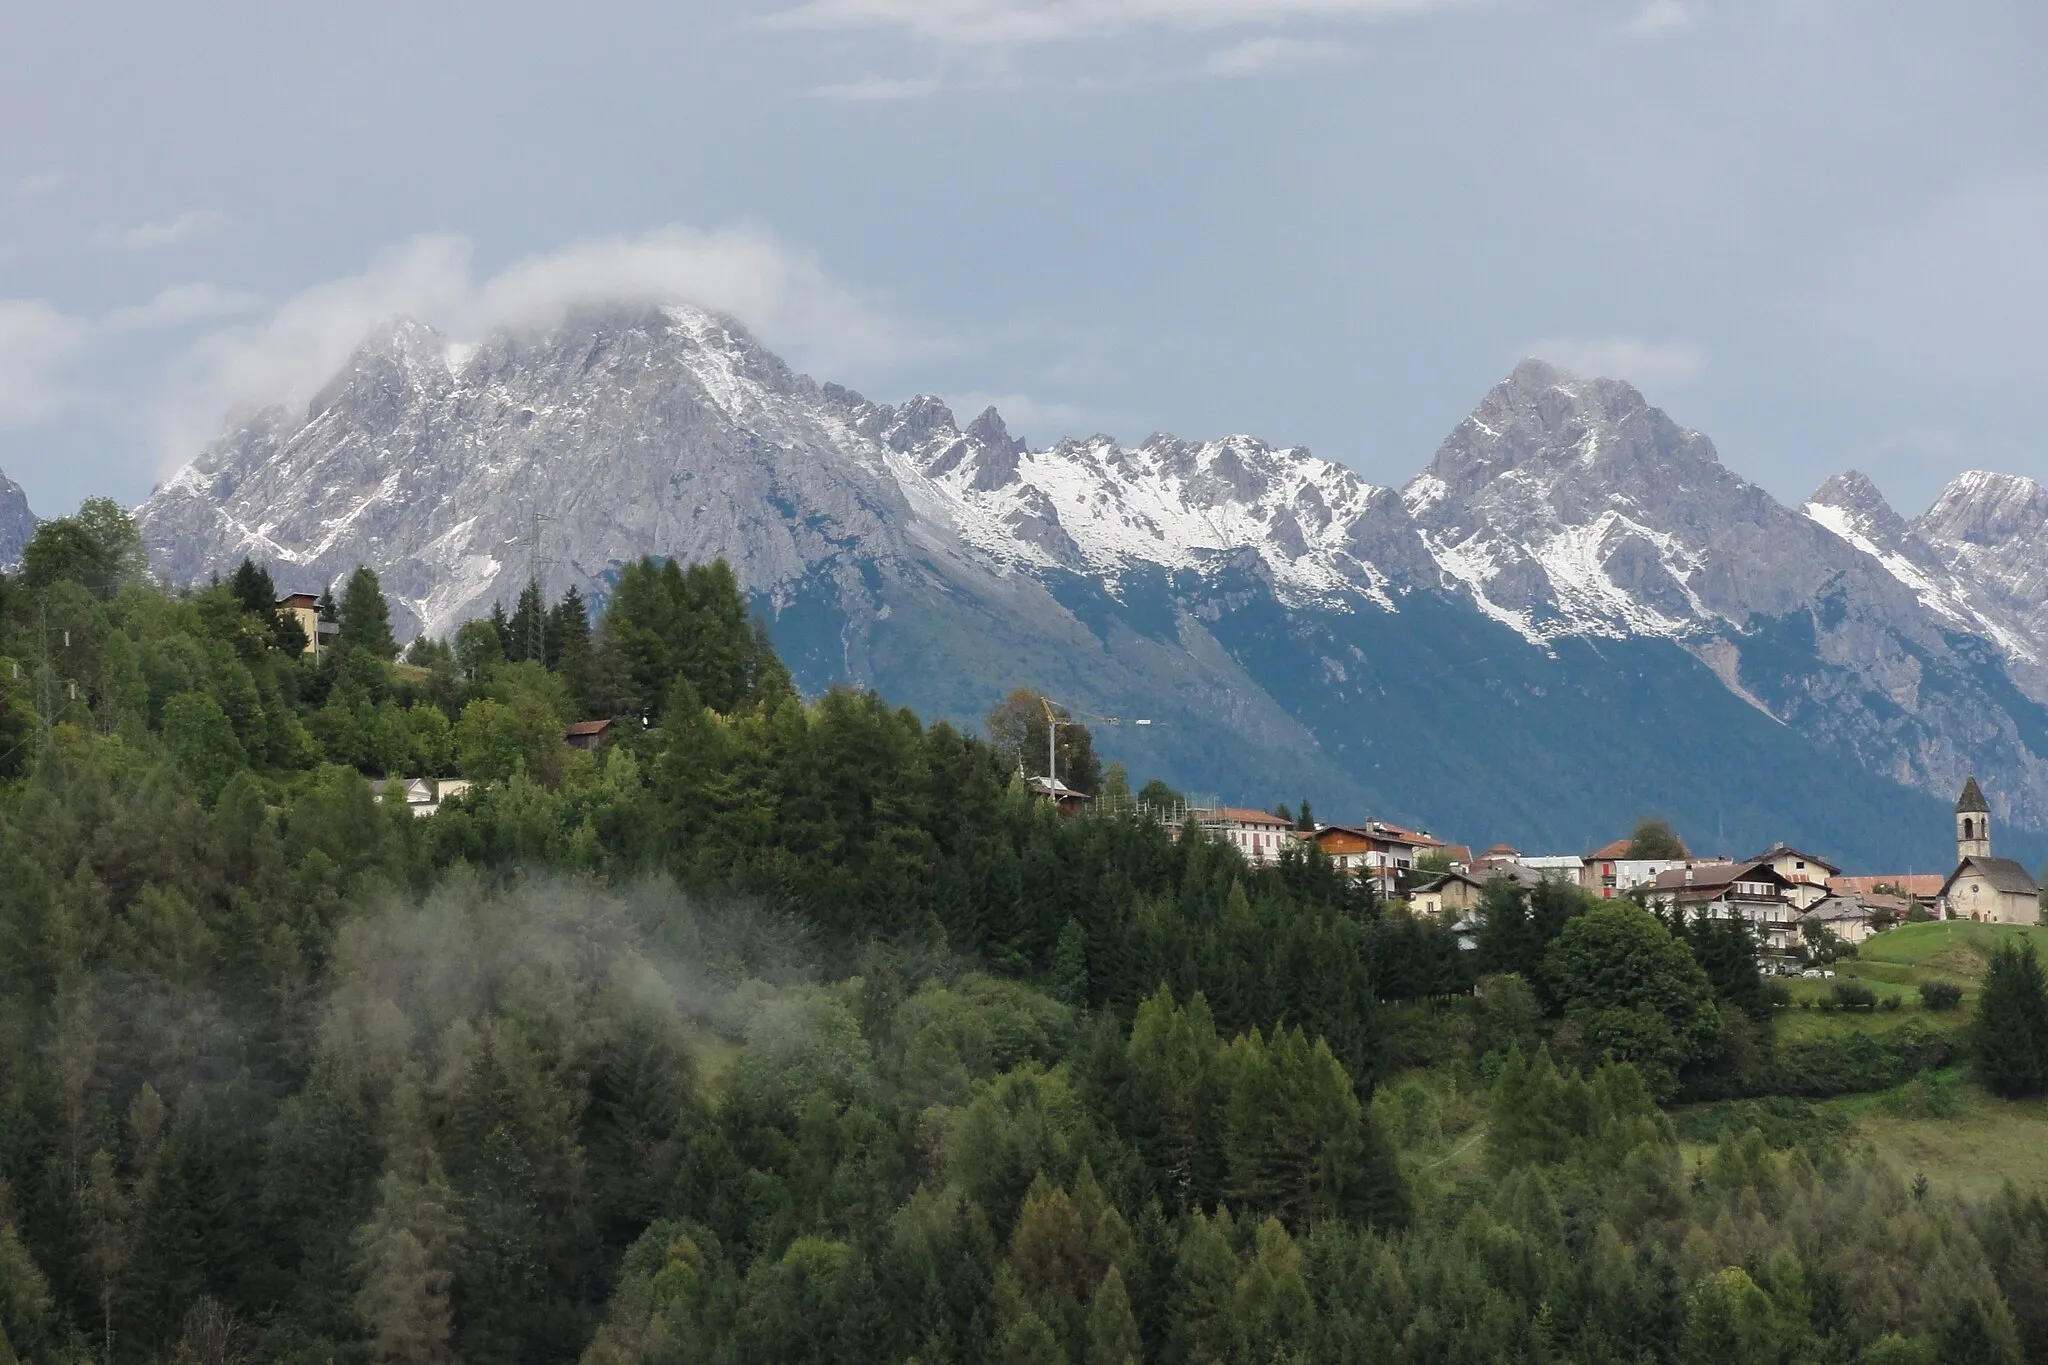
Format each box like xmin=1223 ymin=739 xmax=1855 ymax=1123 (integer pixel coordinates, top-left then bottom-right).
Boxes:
xmin=1956 ymin=775 xmax=1992 ymax=862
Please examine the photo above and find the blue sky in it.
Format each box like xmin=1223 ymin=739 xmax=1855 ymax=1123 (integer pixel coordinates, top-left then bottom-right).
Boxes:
xmin=1 ymin=0 xmax=2042 ymax=521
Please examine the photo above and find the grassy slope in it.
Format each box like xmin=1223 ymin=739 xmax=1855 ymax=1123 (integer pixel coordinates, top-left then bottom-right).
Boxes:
xmin=1775 ymin=921 xmax=2048 ymax=1024
xmin=1730 ymin=924 xmax=2048 ymax=1194
xmin=1824 ymin=1081 xmax=2048 ymax=1200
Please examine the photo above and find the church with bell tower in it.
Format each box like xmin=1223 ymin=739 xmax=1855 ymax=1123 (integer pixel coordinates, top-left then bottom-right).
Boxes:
xmin=1937 ymin=775 xmax=2041 ymax=923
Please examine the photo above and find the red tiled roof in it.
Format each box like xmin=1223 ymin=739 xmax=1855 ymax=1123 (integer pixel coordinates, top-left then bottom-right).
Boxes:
xmin=1211 ymin=807 xmax=1293 ymax=827
xmin=564 ymin=719 xmax=614 ymax=737
xmin=1368 ymin=822 xmax=1443 ymax=848
xmin=1587 ymin=834 xmax=1694 ymax=860
xmin=1831 ymin=874 xmax=1943 ymax=899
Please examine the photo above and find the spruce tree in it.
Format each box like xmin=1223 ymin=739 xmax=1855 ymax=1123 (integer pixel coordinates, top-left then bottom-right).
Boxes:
xmin=228 ymin=557 xmax=277 ymax=616
xmin=1972 ymin=938 xmax=2048 ymax=1098
xmin=338 ymin=566 xmax=399 ymax=660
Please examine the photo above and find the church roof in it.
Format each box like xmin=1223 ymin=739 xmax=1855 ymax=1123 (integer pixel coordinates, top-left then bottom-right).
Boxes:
xmin=1957 ymin=775 xmax=1989 ymax=813
xmin=1941 ymin=856 xmax=2040 ymax=899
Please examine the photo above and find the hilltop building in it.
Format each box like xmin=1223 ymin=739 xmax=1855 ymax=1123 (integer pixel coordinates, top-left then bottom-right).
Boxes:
xmin=1202 ymin=807 xmax=1295 ymax=863
xmin=1937 ymin=776 xmax=2041 ymax=923
xmin=1643 ymin=860 xmax=1802 ymax=952
xmin=1746 ymin=843 xmax=1841 ymax=911
xmin=1304 ymin=821 xmax=1446 ymax=895
xmin=277 ymin=592 xmax=339 ymax=658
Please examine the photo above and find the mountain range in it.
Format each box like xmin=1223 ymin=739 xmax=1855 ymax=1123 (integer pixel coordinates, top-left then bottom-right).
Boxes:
xmin=130 ymin=304 xmax=2048 ymax=871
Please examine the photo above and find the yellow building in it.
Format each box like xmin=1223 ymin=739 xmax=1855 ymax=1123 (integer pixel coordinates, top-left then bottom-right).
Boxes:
xmin=277 ymin=592 xmax=338 ymax=658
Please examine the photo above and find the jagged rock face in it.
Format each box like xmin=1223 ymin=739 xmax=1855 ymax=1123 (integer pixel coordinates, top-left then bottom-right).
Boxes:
xmin=143 ymin=308 xmax=941 ymax=638
xmin=1804 ymin=469 xmax=2048 ymax=695
xmin=0 ymin=470 xmax=34 ymax=571
xmin=1404 ymin=360 xmax=1892 ymax=637
xmin=1915 ymin=473 xmax=2048 ymax=665
xmin=136 ymin=308 xmax=2048 ymax=846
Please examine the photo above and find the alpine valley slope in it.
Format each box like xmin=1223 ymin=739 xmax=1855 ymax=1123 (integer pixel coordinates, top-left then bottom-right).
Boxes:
xmin=137 ymin=305 xmax=2048 ymax=869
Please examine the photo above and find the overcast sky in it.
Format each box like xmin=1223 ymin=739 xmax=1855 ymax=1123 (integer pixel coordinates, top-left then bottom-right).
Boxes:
xmin=2 ymin=0 xmax=2042 ymax=520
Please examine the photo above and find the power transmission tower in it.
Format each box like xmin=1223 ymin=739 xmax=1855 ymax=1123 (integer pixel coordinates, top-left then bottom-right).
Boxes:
xmin=517 ymin=502 xmax=556 ymax=663
xmin=34 ymin=598 xmax=55 ymax=740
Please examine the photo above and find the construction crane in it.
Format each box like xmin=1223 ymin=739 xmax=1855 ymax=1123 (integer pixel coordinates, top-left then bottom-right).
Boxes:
xmin=1037 ymin=695 xmax=1155 ymax=786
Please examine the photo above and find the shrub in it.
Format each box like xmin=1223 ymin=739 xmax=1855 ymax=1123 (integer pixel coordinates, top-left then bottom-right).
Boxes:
xmin=1919 ymin=980 xmax=1964 ymax=1011
xmin=1882 ymin=1072 xmax=1963 ymax=1119
xmin=1672 ymin=1096 xmax=1850 ymax=1153
xmin=1762 ymin=1021 xmax=1959 ymax=1097
xmin=1881 ymin=995 xmax=1902 ymax=1011
xmin=1765 ymin=981 xmax=1791 ymax=1009
xmin=1832 ymin=980 xmax=1878 ymax=1011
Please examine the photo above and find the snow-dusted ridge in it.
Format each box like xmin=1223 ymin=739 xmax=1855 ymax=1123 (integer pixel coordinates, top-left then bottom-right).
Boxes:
xmin=137 ymin=305 xmax=2048 ymax=685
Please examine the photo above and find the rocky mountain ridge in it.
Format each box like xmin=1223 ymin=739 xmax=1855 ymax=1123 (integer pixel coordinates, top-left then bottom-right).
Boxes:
xmin=134 ymin=305 xmax=2048 ymax=859
xmin=0 ymin=471 xmax=34 ymax=571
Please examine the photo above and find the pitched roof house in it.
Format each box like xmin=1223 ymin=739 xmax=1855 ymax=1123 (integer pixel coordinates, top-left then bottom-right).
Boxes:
xmin=1644 ymin=860 xmax=1802 ymax=952
xmin=1028 ymin=775 xmax=1093 ymax=817
xmin=1306 ymin=821 xmax=1446 ymax=894
xmin=1579 ymin=837 xmax=1690 ymax=899
xmin=1746 ymin=843 xmax=1842 ymax=910
xmin=1830 ymin=873 xmax=1944 ymax=903
xmin=1801 ymin=893 xmax=1891 ymax=946
xmin=1203 ymin=806 xmax=1295 ymax=863
xmin=1412 ymin=864 xmax=1548 ymax=919
xmin=564 ymin=718 xmax=615 ymax=751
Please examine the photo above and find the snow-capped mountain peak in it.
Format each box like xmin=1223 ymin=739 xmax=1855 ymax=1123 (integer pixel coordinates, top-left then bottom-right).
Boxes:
xmin=132 ymin=304 xmax=2048 ymax=839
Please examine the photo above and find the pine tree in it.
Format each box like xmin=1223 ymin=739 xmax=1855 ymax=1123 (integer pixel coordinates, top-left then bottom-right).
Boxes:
xmin=1085 ymin=1267 xmax=1141 ymax=1365
xmin=1051 ymin=919 xmax=1089 ymax=1006
xmin=338 ymin=566 xmax=399 ymax=660
xmin=549 ymin=586 xmax=594 ymax=704
xmin=1972 ymin=939 xmax=2048 ymax=1098
xmin=227 ymin=558 xmax=277 ymax=617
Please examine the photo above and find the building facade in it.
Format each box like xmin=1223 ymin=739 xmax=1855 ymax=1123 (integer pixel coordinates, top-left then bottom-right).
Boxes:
xmin=1748 ymin=844 xmax=1841 ymax=911
xmin=1645 ymin=860 xmax=1802 ymax=953
xmin=1937 ymin=776 xmax=2040 ymax=924
xmin=1205 ymin=807 xmax=1297 ymax=865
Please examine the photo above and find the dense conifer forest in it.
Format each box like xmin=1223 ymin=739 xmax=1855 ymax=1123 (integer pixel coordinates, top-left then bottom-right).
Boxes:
xmin=4 ymin=497 xmax=2048 ymax=1365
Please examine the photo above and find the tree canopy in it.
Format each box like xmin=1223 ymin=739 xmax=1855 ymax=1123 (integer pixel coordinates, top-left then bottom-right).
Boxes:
xmin=0 ymin=502 xmax=2033 ymax=1365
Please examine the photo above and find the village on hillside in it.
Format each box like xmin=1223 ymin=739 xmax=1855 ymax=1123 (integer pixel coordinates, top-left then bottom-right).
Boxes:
xmin=1030 ymin=769 xmax=2045 ymax=972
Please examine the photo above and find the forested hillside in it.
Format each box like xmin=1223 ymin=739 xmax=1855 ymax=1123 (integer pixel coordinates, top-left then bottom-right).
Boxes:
xmin=2 ymin=496 xmax=2046 ymax=1365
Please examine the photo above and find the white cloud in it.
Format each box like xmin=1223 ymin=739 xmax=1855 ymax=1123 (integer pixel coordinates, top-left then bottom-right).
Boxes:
xmin=764 ymin=0 xmax=1456 ymax=48
xmin=106 ymin=282 xmax=264 ymax=334
xmin=95 ymin=208 xmax=229 ymax=252
xmin=4 ymin=172 xmax=70 ymax=217
xmin=1624 ymin=0 xmax=1692 ymax=35
xmin=1201 ymin=36 xmax=1354 ymax=76
xmin=153 ymin=225 xmax=927 ymax=472
xmin=0 ymin=282 xmax=263 ymax=432
xmin=811 ymin=72 xmax=949 ymax=99
xmin=0 ymin=300 xmax=90 ymax=428
xmin=1526 ymin=336 xmax=1709 ymax=388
